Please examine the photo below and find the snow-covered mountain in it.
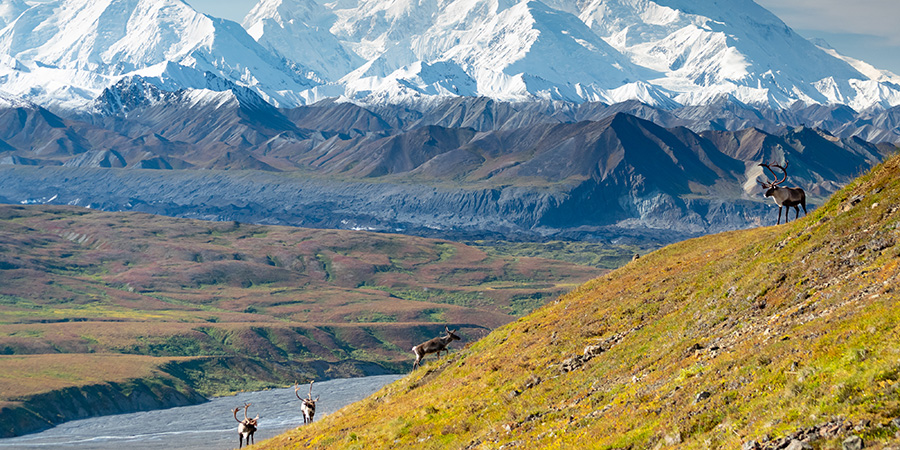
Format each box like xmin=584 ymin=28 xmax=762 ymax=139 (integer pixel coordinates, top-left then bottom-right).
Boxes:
xmin=812 ymin=38 xmax=900 ymax=86
xmin=0 ymin=0 xmax=318 ymax=110
xmin=242 ymin=0 xmax=363 ymax=83
xmin=1 ymin=0 xmax=899 ymax=112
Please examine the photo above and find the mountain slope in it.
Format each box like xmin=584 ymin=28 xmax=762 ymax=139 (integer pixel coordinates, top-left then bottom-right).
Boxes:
xmin=280 ymin=0 xmax=900 ymax=108
xmin=560 ymin=0 xmax=867 ymax=105
xmin=311 ymin=0 xmax=900 ymax=108
xmin=328 ymin=0 xmax=653 ymax=103
xmin=242 ymin=0 xmax=364 ymax=82
xmin=256 ymin=152 xmax=900 ymax=448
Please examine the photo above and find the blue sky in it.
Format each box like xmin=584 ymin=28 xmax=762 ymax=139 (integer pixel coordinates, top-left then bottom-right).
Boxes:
xmin=755 ymin=0 xmax=900 ymax=75
xmin=186 ymin=0 xmax=900 ymax=75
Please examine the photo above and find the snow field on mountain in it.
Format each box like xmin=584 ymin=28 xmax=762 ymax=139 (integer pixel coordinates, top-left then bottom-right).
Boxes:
xmin=0 ymin=0 xmax=898 ymax=111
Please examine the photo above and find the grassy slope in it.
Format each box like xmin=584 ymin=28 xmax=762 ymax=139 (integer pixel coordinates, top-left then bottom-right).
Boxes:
xmin=0 ymin=354 xmax=181 ymax=399
xmin=468 ymin=240 xmax=652 ymax=271
xmin=257 ymin=152 xmax=900 ymax=449
xmin=0 ymin=206 xmax=601 ymax=404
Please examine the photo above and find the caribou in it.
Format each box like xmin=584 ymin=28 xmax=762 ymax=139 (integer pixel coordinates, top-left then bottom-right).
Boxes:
xmin=295 ymin=381 xmax=320 ymax=425
xmin=759 ymin=161 xmax=807 ymax=225
xmin=232 ymin=402 xmax=259 ymax=448
xmin=412 ymin=326 xmax=461 ymax=370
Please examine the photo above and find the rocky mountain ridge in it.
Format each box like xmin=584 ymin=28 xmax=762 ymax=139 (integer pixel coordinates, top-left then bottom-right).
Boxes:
xmin=0 ymin=98 xmax=893 ymax=244
xmin=1 ymin=0 xmax=898 ymax=247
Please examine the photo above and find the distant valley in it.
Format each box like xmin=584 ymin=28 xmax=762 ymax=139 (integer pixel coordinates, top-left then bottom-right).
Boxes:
xmin=0 ymin=204 xmax=603 ymax=436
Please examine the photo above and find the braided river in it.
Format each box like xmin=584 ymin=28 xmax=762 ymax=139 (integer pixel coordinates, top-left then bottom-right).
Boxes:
xmin=0 ymin=375 xmax=401 ymax=449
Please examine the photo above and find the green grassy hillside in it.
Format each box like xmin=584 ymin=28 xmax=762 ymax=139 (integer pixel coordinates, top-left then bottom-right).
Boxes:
xmin=257 ymin=152 xmax=900 ymax=449
xmin=0 ymin=205 xmax=603 ymax=435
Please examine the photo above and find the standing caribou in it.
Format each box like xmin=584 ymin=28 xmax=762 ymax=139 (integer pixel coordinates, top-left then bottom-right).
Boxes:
xmin=232 ymin=403 xmax=258 ymax=448
xmin=295 ymin=380 xmax=320 ymax=425
xmin=759 ymin=161 xmax=807 ymax=225
xmin=412 ymin=326 xmax=461 ymax=370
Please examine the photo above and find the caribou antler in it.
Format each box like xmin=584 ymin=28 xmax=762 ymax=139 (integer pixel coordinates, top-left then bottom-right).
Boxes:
xmin=759 ymin=161 xmax=788 ymax=188
xmin=770 ymin=161 xmax=789 ymax=186
xmin=295 ymin=381 xmax=314 ymax=400
xmin=233 ymin=402 xmax=258 ymax=448
xmin=231 ymin=403 xmax=253 ymax=423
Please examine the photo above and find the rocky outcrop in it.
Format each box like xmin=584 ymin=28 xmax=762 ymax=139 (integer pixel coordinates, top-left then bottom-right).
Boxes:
xmin=741 ymin=417 xmax=896 ymax=450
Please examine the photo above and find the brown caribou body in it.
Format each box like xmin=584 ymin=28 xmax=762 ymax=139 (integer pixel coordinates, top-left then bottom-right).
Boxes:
xmin=232 ymin=403 xmax=258 ymax=448
xmin=759 ymin=162 xmax=806 ymax=224
xmin=295 ymin=381 xmax=320 ymax=425
xmin=412 ymin=327 xmax=461 ymax=370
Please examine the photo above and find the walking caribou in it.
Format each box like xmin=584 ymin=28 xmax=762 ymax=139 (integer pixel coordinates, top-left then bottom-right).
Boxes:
xmin=295 ymin=381 xmax=320 ymax=425
xmin=232 ymin=403 xmax=259 ymax=448
xmin=412 ymin=327 xmax=461 ymax=370
xmin=759 ymin=161 xmax=806 ymax=225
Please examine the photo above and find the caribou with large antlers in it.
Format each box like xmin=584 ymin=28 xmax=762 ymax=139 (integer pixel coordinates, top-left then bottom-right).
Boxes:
xmin=295 ymin=381 xmax=320 ymax=425
xmin=232 ymin=403 xmax=258 ymax=448
xmin=412 ymin=326 xmax=461 ymax=370
xmin=759 ymin=161 xmax=807 ymax=225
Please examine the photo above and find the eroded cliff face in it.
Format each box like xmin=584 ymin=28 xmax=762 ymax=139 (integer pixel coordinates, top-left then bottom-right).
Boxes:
xmin=0 ymin=377 xmax=205 ymax=438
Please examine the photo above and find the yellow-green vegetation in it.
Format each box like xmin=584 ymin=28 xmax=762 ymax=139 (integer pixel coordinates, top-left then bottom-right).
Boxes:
xmin=0 ymin=205 xmax=599 ymax=329
xmin=256 ymin=153 xmax=900 ymax=449
xmin=0 ymin=354 xmax=178 ymax=398
xmin=468 ymin=239 xmax=652 ymax=270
